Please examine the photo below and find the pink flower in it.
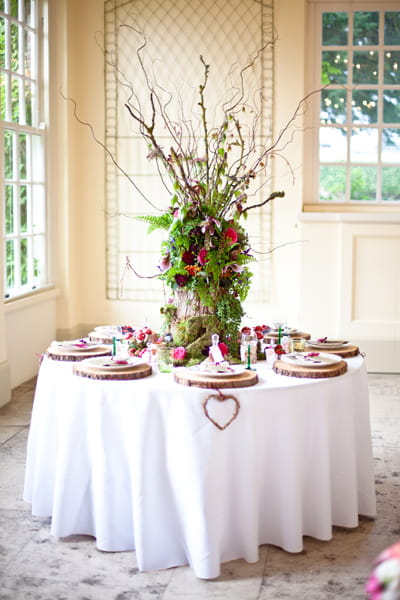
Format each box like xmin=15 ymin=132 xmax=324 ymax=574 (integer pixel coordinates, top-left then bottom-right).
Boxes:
xmin=198 ymin=248 xmax=208 ymax=266
xmin=159 ymin=252 xmax=171 ymax=272
xmin=365 ymin=574 xmax=383 ymax=599
xmin=173 ymin=346 xmax=186 ymax=360
xmin=224 ymin=227 xmax=238 ymax=244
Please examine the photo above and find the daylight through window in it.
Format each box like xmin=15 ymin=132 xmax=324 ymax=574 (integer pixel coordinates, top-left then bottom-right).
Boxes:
xmin=1 ymin=0 xmax=48 ymax=299
xmin=314 ymin=6 xmax=400 ymax=204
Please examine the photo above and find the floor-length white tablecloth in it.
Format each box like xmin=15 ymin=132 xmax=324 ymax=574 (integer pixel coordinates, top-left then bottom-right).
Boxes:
xmin=23 ymin=355 xmax=376 ymax=579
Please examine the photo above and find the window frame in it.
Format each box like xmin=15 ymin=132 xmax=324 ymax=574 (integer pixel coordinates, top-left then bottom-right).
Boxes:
xmin=1 ymin=0 xmax=50 ymax=300
xmin=304 ymin=0 xmax=400 ymax=213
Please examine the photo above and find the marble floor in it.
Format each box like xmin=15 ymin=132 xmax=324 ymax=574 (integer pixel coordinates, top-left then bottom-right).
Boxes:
xmin=0 ymin=373 xmax=399 ymax=600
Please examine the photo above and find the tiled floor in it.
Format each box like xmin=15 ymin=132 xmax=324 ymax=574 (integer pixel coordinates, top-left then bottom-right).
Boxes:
xmin=0 ymin=373 xmax=399 ymax=599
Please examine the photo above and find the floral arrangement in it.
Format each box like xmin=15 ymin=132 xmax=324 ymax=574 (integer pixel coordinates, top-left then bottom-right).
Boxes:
xmin=121 ymin=43 xmax=285 ymax=361
xmin=366 ymin=542 xmax=400 ymax=600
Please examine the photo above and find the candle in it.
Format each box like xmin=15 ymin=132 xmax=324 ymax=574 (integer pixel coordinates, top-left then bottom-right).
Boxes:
xmin=112 ymin=336 xmax=116 ymax=357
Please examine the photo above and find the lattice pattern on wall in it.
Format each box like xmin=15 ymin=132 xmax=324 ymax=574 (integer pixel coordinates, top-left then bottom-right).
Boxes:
xmin=104 ymin=0 xmax=274 ymax=304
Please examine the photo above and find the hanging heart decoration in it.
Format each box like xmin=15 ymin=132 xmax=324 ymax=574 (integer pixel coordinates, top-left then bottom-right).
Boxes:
xmin=202 ymin=390 xmax=240 ymax=430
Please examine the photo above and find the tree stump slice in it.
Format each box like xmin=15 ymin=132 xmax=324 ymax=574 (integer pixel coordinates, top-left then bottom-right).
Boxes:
xmin=304 ymin=344 xmax=360 ymax=358
xmin=73 ymin=362 xmax=152 ymax=380
xmin=273 ymin=359 xmax=347 ymax=379
xmin=174 ymin=368 xmax=258 ymax=389
xmin=46 ymin=346 xmax=112 ymax=362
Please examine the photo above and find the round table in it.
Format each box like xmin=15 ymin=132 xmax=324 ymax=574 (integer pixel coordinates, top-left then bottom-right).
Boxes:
xmin=23 ymin=354 xmax=376 ymax=579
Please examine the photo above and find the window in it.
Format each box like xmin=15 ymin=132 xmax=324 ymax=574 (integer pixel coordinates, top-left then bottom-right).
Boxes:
xmin=1 ymin=0 xmax=48 ymax=299
xmin=307 ymin=3 xmax=400 ymax=207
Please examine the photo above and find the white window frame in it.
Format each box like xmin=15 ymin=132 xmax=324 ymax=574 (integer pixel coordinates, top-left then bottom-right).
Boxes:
xmin=304 ymin=0 xmax=400 ymax=212
xmin=1 ymin=0 xmax=49 ymax=300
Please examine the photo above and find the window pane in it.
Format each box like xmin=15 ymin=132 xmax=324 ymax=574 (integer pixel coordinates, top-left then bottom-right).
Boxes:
xmin=320 ymin=128 xmax=347 ymax=162
xmin=6 ymin=240 xmax=15 ymax=289
xmin=384 ymin=51 xmax=400 ymax=84
xmin=321 ymin=89 xmax=347 ymax=124
xmin=10 ymin=0 xmax=18 ymax=18
xmin=353 ymin=50 xmax=379 ymax=84
xmin=383 ymin=90 xmax=400 ymax=124
xmin=0 ymin=71 xmax=6 ymax=120
xmin=24 ymin=0 xmax=33 ymax=27
xmin=10 ymin=22 xmax=19 ymax=71
xmin=0 ymin=17 xmax=5 ymax=68
xmin=382 ymin=129 xmax=400 ymax=163
xmin=25 ymin=79 xmax=34 ymax=125
xmin=20 ymin=185 xmax=28 ymax=232
xmin=320 ymin=166 xmax=346 ymax=202
xmin=352 ymin=90 xmax=378 ymax=124
xmin=33 ymin=235 xmax=45 ymax=282
xmin=321 ymin=51 xmax=348 ymax=84
xmin=24 ymin=29 xmax=33 ymax=77
xmin=382 ymin=167 xmax=400 ymax=201
xmin=4 ymin=130 xmax=14 ymax=179
xmin=350 ymin=128 xmax=378 ymax=162
xmin=353 ymin=12 xmax=379 ymax=46
xmin=32 ymin=184 xmax=45 ymax=232
xmin=5 ymin=185 xmax=14 ymax=234
xmin=350 ymin=166 xmax=377 ymax=201
xmin=11 ymin=76 xmax=20 ymax=122
xmin=384 ymin=12 xmax=400 ymax=45
xmin=20 ymin=238 xmax=28 ymax=285
xmin=32 ymin=134 xmax=44 ymax=181
xmin=19 ymin=133 xmax=27 ymax=179
xmin=322 ymin=12 xmax=348 ymax=46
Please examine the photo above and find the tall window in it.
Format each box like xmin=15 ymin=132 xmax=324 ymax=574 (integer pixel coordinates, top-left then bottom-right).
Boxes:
xmin=1 ymin=0 xmax=48 ymax=299
xmin=307 ymin=4 xmax=400 ymax=206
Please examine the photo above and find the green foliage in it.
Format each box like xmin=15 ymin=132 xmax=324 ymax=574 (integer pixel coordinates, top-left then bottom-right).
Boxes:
xmin=136 ymin=213 xmax=173 ymax=233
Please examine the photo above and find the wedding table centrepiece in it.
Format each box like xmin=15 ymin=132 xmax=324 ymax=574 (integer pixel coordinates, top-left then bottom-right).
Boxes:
xmin=114 ymin=35 xmax=288 ymax=363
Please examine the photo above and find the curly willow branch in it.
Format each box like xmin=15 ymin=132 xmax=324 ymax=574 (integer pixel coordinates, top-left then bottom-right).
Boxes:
xmin=59 ymin=87 xmax=161 ymax=212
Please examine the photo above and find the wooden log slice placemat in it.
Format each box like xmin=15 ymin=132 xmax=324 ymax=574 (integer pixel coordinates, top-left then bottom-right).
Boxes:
xmin=73 ymin=361 xmax=152 ymax=381
xmin=273 ymin=359 xmax=347 ymax=379
xmin=174 ymin=368 xmax=258 ymax=389
xmin=46 ymin=345 xmax=112 ymax=362
xmin=268 ymin=331 xmax=311 ymax=340
xmin=304 ymin=344 xmax=359 ymax=358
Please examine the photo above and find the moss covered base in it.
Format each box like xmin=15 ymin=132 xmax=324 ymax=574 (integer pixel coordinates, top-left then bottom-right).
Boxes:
xmin=171 ymin=314 xmax=222 ymax=361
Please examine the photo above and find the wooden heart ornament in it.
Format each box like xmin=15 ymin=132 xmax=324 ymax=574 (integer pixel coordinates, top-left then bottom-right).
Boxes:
xmin=202 ymin=391 xmax=240 ymax=430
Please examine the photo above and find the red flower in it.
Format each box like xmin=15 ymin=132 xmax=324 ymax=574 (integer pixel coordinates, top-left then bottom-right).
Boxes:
xmin=182 ymin=251 xmax=195 ymax=265
xmin=218 ymin=342 xmax=228 ymax=356
xmin=175 ymin=274 xmax=188 ymax=287
xmin=241 ymin=326 xmax=252 ymax=335
xmin=136 ymin=331 xmax=146 ymax=341
xmin=224 ymin=227 xmax=238 ymax=244
xmin=198 ymin=248 xmax=208 ymax=266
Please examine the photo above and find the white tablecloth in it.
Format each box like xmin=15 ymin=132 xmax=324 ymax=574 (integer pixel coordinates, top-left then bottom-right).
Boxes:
xmin=23 ymin=355 xmax=376 ymax=579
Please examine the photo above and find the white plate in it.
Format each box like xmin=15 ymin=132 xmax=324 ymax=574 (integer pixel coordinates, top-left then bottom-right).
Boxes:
xmin=307 ymin=340 xmax=349 ymax=349
xmin=186 ymin=364 xmax=245 ymax=377
xmin=93 ymin=325 xmax=121 ymax=333
xmin=281 ymin=352 xmax=342 ymax=367
xmin=53 ymin=340 xmax=101 ymax=351
xmin=81 ymin=357 xmax=142 ymax=370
